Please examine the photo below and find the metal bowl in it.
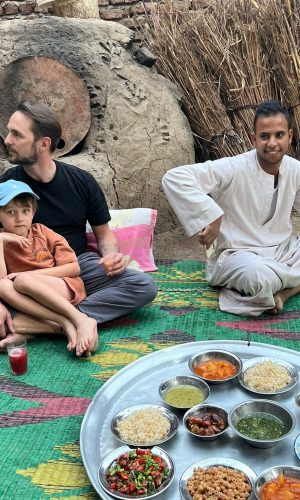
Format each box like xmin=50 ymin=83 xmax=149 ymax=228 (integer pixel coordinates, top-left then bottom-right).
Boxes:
xmin=238 ymin=356 xmax=299 ymax=396
xmin=111 ymin=404 xmax=178 ymax=447
xmin=254 ymin=465 xmax=300 ymax=499
xmin=98 ymin=445 xmax=175 ymax=499
xmin=229 ymin=399 xmax=295 ymax=448
xmin=188 ymin=349 xmax=242 ymax=384
xmin=183 ymin=404 xmax=228 ymax=441
xmin=179 ymin=457 xmax=256 ymax=500
xmin=294 ymin=433 xmax=300 ymax=461
xmin=158 ymin=375 xmax=210 ymax=410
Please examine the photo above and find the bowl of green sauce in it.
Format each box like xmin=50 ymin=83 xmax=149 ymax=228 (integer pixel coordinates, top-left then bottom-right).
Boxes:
xmin=229 ymin=399 xmax=295 ymax=448
xmin=158 ymin=375 xmax=210 ymax=410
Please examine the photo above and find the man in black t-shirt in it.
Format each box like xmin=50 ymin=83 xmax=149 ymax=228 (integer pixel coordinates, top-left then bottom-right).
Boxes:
xmin=0 ymin=101 xmax=157 ymax=350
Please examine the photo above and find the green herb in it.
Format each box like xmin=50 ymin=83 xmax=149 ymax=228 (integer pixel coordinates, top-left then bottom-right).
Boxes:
xmin=236 ymin=413 xmax=286 ymax=440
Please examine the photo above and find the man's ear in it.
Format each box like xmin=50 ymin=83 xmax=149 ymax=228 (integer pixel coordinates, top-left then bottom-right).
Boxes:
xmin=288 ymin=129 xmax=293 ymax=144
xmin=251 ymin=132 xmax=256 ymax=148
xmin=39 ymin=136 xmax=52 ymax=152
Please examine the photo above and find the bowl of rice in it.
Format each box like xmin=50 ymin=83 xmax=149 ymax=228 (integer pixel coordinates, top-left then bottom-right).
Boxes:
xmin=237 ymin=357 xmax=299 ymax=396
xmin=111 ymin=404 xmax=179 ymax=447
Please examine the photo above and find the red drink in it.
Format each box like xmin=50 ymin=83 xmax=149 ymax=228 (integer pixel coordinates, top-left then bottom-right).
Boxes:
xmin=8 ymin=347 xmax=27 ymax=375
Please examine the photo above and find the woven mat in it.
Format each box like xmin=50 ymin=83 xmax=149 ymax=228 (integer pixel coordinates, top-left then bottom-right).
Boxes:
xmin=0 ymin=260 xmax=299 ymax=499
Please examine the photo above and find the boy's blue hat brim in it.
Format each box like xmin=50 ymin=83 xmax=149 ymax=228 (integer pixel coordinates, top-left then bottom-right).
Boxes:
xmin=0 ymin=180 xmax=39 ymax=206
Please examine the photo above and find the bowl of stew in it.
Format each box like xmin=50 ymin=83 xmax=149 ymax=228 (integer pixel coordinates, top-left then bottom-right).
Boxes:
xmin=254 ymin=465 xmax=300 ymax=499
xmin=229 ymin=399 xmax=295 ymax=448
xmin=188 ymin=350 xmax=242 ymax=384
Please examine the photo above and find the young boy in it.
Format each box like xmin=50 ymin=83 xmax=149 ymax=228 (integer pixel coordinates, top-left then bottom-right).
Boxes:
xmin=0 ymin=180 xmax=98 ymax=357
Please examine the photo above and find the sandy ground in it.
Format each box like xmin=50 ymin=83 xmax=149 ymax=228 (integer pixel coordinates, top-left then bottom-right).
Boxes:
xmin=153 ymin=212 xmax=300 ymax=262
xmin=153 ymin=226 xmax=205 ymax=261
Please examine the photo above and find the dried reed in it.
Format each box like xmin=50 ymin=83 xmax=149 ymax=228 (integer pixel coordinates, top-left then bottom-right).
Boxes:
xmin=139 ymin=0 xmax=300 ymax=160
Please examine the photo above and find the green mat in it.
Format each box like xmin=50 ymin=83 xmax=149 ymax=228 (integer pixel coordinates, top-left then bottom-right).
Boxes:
xmin=0 ymin=260 xmax=299 ymax=499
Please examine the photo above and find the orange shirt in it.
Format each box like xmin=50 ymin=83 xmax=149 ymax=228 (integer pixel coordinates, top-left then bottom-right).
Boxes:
xmin=4 ymin=223 xmax=86 ymax=305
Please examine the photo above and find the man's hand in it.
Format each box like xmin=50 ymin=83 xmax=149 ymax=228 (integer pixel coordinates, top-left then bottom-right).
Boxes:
xmin=99 ymin=252 xmax=127 ymax=276
xmin=0 ymin=303 xmax=15 ymax=338
xmin=197 ymin=216 xmax=222 ymax=249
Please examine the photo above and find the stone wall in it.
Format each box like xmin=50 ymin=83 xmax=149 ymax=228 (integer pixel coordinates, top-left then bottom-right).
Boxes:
xmin=0 ymin=0 xmax=154 ymax=29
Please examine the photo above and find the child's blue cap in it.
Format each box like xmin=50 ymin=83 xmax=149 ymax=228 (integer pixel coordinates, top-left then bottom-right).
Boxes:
xmin=0 ymin=180 xmax=39 ymax=206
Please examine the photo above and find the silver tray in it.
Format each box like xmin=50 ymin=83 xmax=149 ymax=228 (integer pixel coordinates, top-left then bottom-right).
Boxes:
xmin=80 ymin=340 xmax=300 ymax=499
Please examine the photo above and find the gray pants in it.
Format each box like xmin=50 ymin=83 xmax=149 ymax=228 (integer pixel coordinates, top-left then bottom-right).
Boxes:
xmin=76 ymin=252 xmax=158 ymax=324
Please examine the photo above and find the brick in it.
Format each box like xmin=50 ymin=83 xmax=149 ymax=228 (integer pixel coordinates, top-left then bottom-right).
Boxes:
xmin=0 ymin=6 xmax=3 ymax=15
xmin=130 ymin=2 xmax=153 ymax=15
xmin=111 ymin=0 xmax=139 ymax=4
xmin=19 ymin=3 xmax=35 ymax=14
xmin=4 ymin=4 xmax=19 ymax=15
xmin=100 ymin=7 xmax=129 ymax=20
xmin=98 ymin=0 xmax=109 ymax=5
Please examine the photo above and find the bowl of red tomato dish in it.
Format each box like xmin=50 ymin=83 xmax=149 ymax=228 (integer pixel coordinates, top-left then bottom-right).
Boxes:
xmin=188 ymin=349 xmax=242 ymax=384
xmin=98 ymin=446 xmax=175 ymax=498
xmin=254 ymin=465 xmax=300 ymax=499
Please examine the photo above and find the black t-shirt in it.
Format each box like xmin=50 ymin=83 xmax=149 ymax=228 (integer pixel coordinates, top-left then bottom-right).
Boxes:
xmin=0 ymin=161 xmax=111 ymax=256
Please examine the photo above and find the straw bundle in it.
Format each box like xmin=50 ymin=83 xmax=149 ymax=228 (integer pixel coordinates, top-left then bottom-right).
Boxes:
xmin=140 ymin=0 xmax=298 ymax=160
xmin=258 ymin=0 xmax=300 ymax=156
xmin=140 ymin=0 xmax=244 ymax=159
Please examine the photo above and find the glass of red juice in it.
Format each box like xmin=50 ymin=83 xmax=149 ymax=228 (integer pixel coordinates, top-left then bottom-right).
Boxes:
xmin=7 ymin=342 xmax=28 ymax=375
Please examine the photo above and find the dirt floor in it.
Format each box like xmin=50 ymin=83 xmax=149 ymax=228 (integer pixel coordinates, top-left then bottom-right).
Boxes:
xmin=153 ymin=226 xmax=206 ymax=261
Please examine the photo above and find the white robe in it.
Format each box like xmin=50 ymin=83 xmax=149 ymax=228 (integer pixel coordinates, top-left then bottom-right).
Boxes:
xmin=162 ymin=149 xmax=300 ymax=315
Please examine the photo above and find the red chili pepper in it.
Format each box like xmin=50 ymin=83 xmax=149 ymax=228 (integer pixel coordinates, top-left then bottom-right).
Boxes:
xmin=151 ymin=470 xmax=160 ymax=477
xmin=120 ymin=472 xmax=128 ymax=480
xmin=128 ymin=482 xmax=136 ymax=493
xmin=136 ymin=449 xmax=148 ymax=455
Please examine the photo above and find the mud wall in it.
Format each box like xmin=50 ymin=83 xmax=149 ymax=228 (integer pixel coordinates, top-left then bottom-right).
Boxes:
xmin=0 ymin=0 xmax=154 ymax=29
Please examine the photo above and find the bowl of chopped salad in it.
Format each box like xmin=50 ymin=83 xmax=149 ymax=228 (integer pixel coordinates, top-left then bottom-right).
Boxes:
xmin=98 ymin=445 xmax=175 ymax=498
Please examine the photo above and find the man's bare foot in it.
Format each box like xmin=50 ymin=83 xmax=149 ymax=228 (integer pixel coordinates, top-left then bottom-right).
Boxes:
xmin=60 ymin=319 xmax=77 ymax=351
xmin=0 ymin=332 xmax=34 ymax=352
xmin=270 ymin=293 xmax=285 ymax=315
xmin=270 ymin=284 xmax=300 ymax=315
xmin=75 ymin=316 xmax=98 ymax=357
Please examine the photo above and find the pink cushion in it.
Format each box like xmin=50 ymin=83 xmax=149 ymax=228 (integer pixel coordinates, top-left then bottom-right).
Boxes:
xmin=86 ymin=209 xmax=157 ymax=272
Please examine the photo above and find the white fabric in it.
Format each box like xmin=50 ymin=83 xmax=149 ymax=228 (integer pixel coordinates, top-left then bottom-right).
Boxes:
xmin=162 ymin=149 xmax=300 ymax=315
xmin=264 ymin=185 xmax=278 ymax=223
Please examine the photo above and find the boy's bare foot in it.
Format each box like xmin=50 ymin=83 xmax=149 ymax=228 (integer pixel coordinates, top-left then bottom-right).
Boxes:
xmin=61 ymin=319 xmax=77 ymax=351
xmin=75 ymin=316 xmax=98 ymax=357
xmin=0 ymin=332 xmax=34 ymax=352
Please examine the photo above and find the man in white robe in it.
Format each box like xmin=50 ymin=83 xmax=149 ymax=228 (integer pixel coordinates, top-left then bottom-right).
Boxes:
xmin=162 ymin=100 xmax=300 ymax=316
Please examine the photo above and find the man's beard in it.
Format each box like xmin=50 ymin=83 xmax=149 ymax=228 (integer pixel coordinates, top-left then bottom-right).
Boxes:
xmin=7 ymin=145 xmax=38 ymax=166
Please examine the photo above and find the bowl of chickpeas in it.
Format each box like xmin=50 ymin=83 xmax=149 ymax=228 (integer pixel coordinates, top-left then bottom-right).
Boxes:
xmin=179 ymin=457 xmax=256 ymax=500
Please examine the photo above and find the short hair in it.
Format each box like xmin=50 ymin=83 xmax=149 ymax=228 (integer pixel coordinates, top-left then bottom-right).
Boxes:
xmin=254 ymin=100 xmax=292 ymax=130
xmin=9 ymin=193 xmax=37 ymax=211
xmin=16 ymin=101 xmax=62 ymax=152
